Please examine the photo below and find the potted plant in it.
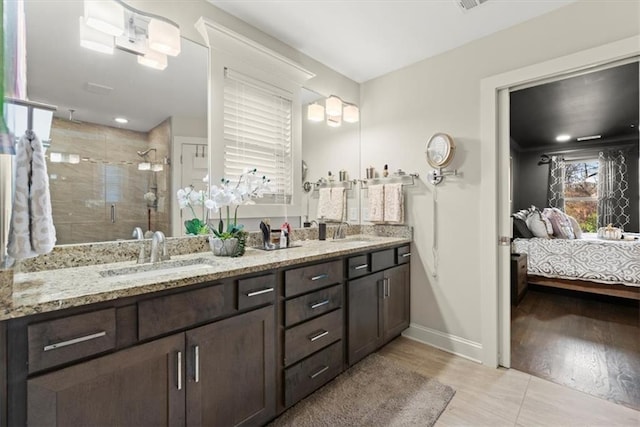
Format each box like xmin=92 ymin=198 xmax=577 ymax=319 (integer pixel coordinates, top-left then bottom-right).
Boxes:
xmin=176 ymin=185 xmax=210 ymax=235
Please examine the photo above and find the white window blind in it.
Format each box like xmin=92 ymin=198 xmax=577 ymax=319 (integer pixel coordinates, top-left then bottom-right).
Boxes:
xmin=223 ymin=69 xmax=293 ymax=204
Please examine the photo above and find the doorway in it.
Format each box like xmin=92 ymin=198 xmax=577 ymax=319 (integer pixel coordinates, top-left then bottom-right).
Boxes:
xmin=478 ymin=36 xmax=640 ymax=370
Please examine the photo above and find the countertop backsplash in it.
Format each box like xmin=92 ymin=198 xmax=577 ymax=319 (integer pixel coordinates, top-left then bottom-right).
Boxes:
xmin=13 ymin=224 xmax=412 ymax=273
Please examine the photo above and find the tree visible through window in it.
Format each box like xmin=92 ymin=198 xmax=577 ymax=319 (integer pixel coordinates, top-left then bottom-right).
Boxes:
xmin=564 ymin=160 xmax=598 ymax=232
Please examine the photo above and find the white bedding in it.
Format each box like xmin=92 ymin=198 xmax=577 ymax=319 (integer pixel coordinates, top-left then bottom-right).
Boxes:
xmin=512 ymin=235 xmax=640 ymax=287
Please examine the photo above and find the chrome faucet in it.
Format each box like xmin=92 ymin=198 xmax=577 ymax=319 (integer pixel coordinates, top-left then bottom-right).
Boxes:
xmin=333 ymin=222 xmax=349 ymax=239
xmin=150 ymin=231 xmax=170 ymax=263
xmin=132 ymin=227 xmax=147 ymax=264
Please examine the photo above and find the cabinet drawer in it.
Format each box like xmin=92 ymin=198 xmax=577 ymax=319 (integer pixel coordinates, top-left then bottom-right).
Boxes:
xmin=284 ymin=340 xmax=343 ymax=407
xmin=238 ymin=274 xmax=276 ymax=311
xmin=284 ymin=309 xmax=342 ymax=366
xmin=285 ymin=260 xmax=342 ymax=298
xmin=285 ymin=285 xmax=342 ymax=327
xmin=348 ymin=254 xmax=370 ymax=279
xmin=138 ymin=282 xmax=230 ymax=340
xmin=28 ymin=308 xmax=116 ymax=373
xmin=371 ymin=248 xmax=395 ymax=272
xmin=396 ymin=245 xmax=411 ymax=264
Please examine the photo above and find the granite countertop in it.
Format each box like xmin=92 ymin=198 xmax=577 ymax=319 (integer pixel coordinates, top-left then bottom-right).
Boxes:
xmin=5 ymin=235 xmax=410 ymax=321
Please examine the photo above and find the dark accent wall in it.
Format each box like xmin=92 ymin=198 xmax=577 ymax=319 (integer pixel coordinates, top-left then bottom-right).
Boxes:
xmin=511 ymin=140 xmax=639 ymax=232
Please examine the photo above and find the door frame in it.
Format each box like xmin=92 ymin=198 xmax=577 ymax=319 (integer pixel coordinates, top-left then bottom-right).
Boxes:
xmin=479 ymin=35 xmax=640 ymax=368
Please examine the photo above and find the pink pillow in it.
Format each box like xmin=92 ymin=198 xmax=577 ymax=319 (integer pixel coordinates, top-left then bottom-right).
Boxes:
xmin=542 ymin=208 xmax=575 ymax=239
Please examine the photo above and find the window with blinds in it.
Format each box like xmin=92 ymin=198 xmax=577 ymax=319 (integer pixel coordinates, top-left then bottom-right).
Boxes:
xmin=223 ymin=69 xmax=293 ymax=204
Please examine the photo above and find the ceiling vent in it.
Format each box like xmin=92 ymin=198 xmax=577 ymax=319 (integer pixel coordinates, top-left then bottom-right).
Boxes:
xmin=455 ymin=0 xmax=489 ymax=13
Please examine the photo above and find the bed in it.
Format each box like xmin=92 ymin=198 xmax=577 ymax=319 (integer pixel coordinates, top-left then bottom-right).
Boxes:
xmin=512 ymin=233 xmax=640 ymax=300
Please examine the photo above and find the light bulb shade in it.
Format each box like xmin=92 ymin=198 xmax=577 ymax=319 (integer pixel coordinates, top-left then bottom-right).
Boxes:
xmin=325 ymin=95 xmax=342 ymax=116
xmin=68 ymin=154 xmax=81 ymax=164
xmin=148 ymin=18 xmax=181 ymax=56
xmin=151 ymin=163 xmax=164 ymax=172
xmin=138 ymin=50 xmax=168 ymax=70
xmin=138 ymin=162 xmax=151 ymax=171
xmin=327 ymin=114 xmax=342 ymax=128
xmin=307 ymin=103 xmax=325 ymax=122
xmin=79 ymin=16 xmax=115 ymax=54
xmin=84 ymin=0 xmax=125 ymax=36
xmin=343 ymin=104 xmax=359 ymax=123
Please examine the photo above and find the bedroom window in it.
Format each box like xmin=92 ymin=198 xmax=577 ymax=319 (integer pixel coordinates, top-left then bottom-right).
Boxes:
xmin=564 ymin=159 xmax=599 ymax=232
xmin=223 ymin=69 xmax=293 ymax=205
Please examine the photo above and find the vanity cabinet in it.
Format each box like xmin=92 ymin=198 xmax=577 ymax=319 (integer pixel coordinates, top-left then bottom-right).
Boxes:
xmin=347 ymin=246 xmax=410 ymax=365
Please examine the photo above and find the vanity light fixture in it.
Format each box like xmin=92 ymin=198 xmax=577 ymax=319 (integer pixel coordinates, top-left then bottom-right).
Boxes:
xmin=137 ymin=162 xmax=151 ymax=171
xmin=306 ymin=95 xmax=359 ymax=127
xmin=79 ymin=0 xmax=181 ymax=70
xmin=555 ymin=134 xmax=571 ymax=142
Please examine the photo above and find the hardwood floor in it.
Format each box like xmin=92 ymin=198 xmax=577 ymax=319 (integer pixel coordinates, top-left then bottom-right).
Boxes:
xmin=511 ymin=287 xmax=640 ymax=411
xmin=379 ymin=336 xmax=640 ymax=426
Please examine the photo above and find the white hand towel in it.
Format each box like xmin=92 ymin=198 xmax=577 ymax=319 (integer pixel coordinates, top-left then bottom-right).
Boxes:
xmin=383 ymin=183 xmax=404 ymax=223
xmin=367 ymin=184 xmax=384 ymax=222
xmin=29 ymin=131 xmax=56 ymax=253
xmin=329 ymin=187 xmax=346 ymax=222
xmin=7 ymin=131 xmax=56 ymax=260
xmin=317 ymin=188 xmax=332 ymax=220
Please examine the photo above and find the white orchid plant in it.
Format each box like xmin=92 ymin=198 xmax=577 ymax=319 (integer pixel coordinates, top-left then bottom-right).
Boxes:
xmin=177 ymin=168 xmax=271 ymax=237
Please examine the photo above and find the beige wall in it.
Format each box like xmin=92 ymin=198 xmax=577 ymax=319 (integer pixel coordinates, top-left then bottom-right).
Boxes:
xmin=361 ymin=0 xmax=640 ymax=357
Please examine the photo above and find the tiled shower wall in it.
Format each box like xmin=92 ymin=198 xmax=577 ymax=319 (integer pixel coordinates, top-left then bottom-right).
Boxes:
xmin=48 ymin=118 xmax=171 ymax=245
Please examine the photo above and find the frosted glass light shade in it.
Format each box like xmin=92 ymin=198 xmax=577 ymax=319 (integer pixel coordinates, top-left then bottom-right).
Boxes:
xmin=307 ymin=103 xmax=324 ymax=122
xmin=327 ymin=114 xmax=342 ymax=128
xmin=148 ymin=19 xmax=181 ymax=56
xmin=138 ymin=50 xmax=168 ymax=70
xmin=343 ymin=104 xmax=359 ymax=123
xmin=138 ymin=162 xmax=151 ymax=171
xmin=151 ymin=163 xmax=164 ymax=172
xmin=325 ymin=95 xmax=342 ymax=116
xmin=49 ymin=152 xmax=63 ymax=163
xmin=79 ymin=17 xmax=114 ymax=54
xmin=68 ymin=154 xmax=81 ymax=164
xmin=84 ymin=0 xmax=125 ymax=36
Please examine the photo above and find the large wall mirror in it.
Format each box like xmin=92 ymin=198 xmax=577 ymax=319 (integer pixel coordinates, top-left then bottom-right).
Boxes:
xmin=22 ymin=0 xmax=207 ymax=244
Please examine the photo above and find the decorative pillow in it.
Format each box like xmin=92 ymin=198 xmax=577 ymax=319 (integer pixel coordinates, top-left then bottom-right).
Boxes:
xmin=512 ymin=217 xmax=534 ymax=238
xmin=526 ymin=210 xmax=553 ymax=238
xmin=512 ymin=206 xmax=536 ymax=222
xmin=567 ymin=215 xmax=582 ymax=239
xmin=542 ymin=207 xmax=575 ymax=239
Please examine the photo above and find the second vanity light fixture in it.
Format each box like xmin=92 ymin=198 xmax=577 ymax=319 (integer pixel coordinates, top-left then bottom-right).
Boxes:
xmin=79 ymin=0 xmax=181 ymax=70
xmin=307 ymin=95 xmax=359 ymax=127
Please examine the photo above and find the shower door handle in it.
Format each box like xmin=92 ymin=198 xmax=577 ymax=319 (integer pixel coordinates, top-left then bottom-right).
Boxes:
xmin=110 ymin=204 xmax=116 ymax=223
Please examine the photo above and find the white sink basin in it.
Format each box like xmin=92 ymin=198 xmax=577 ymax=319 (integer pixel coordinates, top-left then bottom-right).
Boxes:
xmin=99 ymin=257 xmax=215 ymax=278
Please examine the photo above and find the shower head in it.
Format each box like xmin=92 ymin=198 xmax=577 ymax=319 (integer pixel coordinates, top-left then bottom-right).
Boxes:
xmin=137 ymin=148 xmax=157 ymax=158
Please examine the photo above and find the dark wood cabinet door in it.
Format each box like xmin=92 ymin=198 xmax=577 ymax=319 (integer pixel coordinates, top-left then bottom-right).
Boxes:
xmin=383 ymin=264 xmax=410 ymax=342
xmin=347 ymin=272 xmax=383 ymax=365
xmin=186 ymin=304 xmax=275 ymax=427
xmin=27 ymin=333 xmax=186 ymax=427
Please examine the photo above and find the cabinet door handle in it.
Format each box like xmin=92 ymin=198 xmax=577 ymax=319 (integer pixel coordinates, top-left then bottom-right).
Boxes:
xmin=310 ymin=299 xmax=330 ymax=309
xmin=194 ymin=345 xmax=200 ymax=383
xmin=110 ymin=204 xmax=116 ymax=223
xmin=309 ymin=365 xmax=329 ymax=379
xmin=401 ymin=253 xmax=411 ymax=258
xmin=310 ymin=273 xmax=329 ymax=281
xmin=43 ymin=331 xmax=107 ymax=351
xmin=177 ymin=351 xmax=182 ymax=390
xmin=309 ymin=330 xmax=329 ymax=342
xmin=386 ymin=277 xmax=391 ymax=298
xmin=354 ymin=264 xmax=368 ymax=270
xmin=246 ymin=287 xmax=274 ymax=297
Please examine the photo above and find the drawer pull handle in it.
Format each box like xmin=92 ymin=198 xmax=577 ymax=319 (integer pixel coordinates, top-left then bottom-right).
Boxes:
xmin=43 ymin=331 xmax=107 ymax=351
xmin=247 ymin=287 xmax=274 ymax=297
xmin=354 ymin=264 xmax=368 ymax=270
xmin=401 ymin=253 xmax=411 ymax=258
xmin=310 ymin=273 xmax=329 ymax=281
xmin=194 ymin=345 xmax=200 ymax=383
xmin=310 ymin=299 xmax=330 ymax=309
xmin=309 ymin=365 xmax=329 ymax=379
xmin=177 ymin=351 xmax=182 ymax=390
xmin=309 ymin=330 xmax=329 ymax=342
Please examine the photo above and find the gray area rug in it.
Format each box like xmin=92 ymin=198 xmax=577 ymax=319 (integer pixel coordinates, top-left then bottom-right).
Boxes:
xmin=270 ymin=353 xmax=456 ymax=426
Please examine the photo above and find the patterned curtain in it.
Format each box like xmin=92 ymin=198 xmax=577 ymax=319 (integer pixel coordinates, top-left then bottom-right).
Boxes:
xmin=598 ymin=150 xmax=630 ymax=229
xmin=547 ymin=155 xmax=565 ymax=209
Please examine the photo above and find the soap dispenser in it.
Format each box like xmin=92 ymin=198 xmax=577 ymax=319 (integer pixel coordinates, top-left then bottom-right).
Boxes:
xmin=318 ymin=219 xmax=327 ymax=241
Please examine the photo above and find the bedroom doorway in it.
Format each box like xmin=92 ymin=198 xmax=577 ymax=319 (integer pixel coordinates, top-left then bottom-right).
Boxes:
xmin=478 ymin=35 xmax=639 ymax=368
xmin=489 ymin=46 xmax=640 ymax=409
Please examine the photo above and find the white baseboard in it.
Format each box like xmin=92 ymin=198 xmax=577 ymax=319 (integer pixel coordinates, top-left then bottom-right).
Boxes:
xmin=402 ymin=323 xmax=483 ymax=363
